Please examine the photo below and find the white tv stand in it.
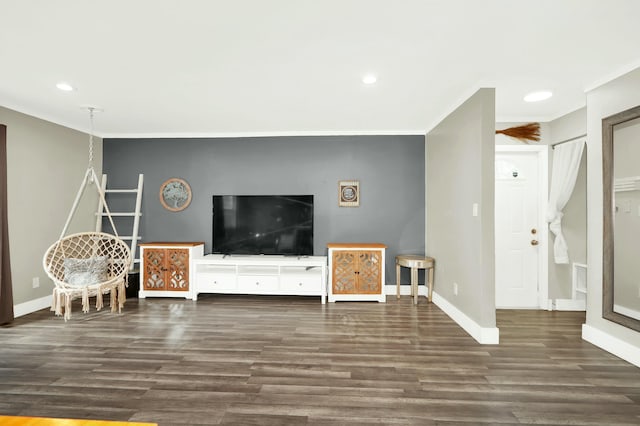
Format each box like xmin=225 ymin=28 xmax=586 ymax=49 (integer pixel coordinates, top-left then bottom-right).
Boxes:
xmin=192 ymin=254 xmax=328 ymax=303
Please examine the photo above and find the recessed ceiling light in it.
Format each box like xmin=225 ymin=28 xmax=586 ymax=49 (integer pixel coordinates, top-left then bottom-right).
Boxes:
xmin=524 ymin=90 xmax=552 ymax=102
xmin=362 ymin=74 xmax=377 ymax=85
xmin=56 ymin=82 xmax=75 ymax=91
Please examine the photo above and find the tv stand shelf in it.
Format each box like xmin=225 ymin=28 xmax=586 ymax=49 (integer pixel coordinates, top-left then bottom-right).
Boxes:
xmin=193 ymin=254 xmax=328 ymax=303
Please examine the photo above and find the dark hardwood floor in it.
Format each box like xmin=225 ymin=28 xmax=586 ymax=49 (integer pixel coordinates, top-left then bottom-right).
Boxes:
xmin=1 ymin=295 xmax=640 ymax=425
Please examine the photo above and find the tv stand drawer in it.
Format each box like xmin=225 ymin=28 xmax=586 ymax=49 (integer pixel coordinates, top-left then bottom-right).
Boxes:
xmin=280 ymin=274 xmax=322 ymax=293
xmin=238 ymin=275 xmax=279 ymax=293
xmin=197 ymin=273 xmax=237 ymax=292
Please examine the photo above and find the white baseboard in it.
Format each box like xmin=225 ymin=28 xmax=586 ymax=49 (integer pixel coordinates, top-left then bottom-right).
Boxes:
xmin=582 ymin=323 xmax=640 ymax=368
xmin=554 ymin=298 xmax=586 ymax=311
xmin=432 ymin=291 xmax=500 ymax=344
xmin=13 ymin=295 xmax=52 ymax=318
xmin=385 ymin=286 xmax=499 ymax=344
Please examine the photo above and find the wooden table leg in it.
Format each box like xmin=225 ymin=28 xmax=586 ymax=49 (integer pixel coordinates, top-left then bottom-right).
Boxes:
xmin=427 ymin=266 xmax=434 ymax=302
xmin=396 ymin=262 xmax=401 ymax=299
xmin=411 ymin=267 xmax=418 ymax=305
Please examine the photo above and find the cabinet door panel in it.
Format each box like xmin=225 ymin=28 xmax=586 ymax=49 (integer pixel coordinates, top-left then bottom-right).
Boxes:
xmin=167 ymin=248 xmax=190 ymax=290
xmin=143 ymin=248 xmax=166 ymax=290
xmin=332 ymin=251 xmax=357 ymax=294
xmin=357 ymin=251 xmax=382 ymax=293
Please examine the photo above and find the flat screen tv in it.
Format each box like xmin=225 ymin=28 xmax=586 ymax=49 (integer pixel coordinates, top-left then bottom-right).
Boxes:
xmin=212 ymin=195 xmax=313 ymax=256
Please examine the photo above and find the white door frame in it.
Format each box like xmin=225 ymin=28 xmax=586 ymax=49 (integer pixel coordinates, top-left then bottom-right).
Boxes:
xmin=495 ymin=145 xmax=550 ymax=310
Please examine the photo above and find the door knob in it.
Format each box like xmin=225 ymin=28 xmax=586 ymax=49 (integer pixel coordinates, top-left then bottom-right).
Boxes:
xmin=531 ymin=240 xmax=539 ymax=246
xmin=531 ymin=228 xmax=537 ymax=234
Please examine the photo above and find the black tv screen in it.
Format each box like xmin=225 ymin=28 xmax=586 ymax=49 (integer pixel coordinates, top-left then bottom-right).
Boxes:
xmin=212 ymin=195 xmax=314 ymax=256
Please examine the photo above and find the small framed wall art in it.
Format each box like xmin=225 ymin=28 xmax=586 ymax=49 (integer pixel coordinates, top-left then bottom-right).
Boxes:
xmin=159 ymin=177 xmax=192 ymax=212
xmin=338 ymin=180 xmax=360 ymax=207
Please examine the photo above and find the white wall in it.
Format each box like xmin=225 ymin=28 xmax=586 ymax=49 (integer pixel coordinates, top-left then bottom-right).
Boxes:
xmin=495 ymin=121 xmax=550 ymax=147
xmin=549 ymin=108 xmax=586 ymax=143
xmin=548 ymin=108 xmax=587 ymax=301
xmin=0 ymin=107 xmax=100 ymax=313
xmin=584 ymin=67 xmax=640 ymax=364
xmin=495 ymin=114 xmax=588 ymax=304
xmin=426 ymin=88 xmax=497 ymax=342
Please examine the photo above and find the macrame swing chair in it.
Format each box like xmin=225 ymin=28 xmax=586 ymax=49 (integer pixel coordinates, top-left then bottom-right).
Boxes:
xmin=43 ymin=107 xmax=131 ymax=320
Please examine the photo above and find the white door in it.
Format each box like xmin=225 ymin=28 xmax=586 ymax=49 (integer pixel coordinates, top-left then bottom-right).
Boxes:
xmin=495 ymin=150 xmax=542 ymax=308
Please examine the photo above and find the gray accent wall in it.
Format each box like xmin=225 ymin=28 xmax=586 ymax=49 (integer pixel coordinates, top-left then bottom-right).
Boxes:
xmin=102 ymin=135 xmax=425 ymax=284
xmin=426 ymin=88 xmax=496 ymax=328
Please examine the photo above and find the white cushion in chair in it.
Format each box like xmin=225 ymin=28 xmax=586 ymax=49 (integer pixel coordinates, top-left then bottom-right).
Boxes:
xmin=63 ymin=256 xmax=109 ymax=286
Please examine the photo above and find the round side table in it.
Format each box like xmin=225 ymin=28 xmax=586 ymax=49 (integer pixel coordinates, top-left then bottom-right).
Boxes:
xmin=395 ymin=255 xmax=435 ymax=304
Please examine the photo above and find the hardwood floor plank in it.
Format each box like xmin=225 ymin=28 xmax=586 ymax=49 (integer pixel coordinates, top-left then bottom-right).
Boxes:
xmin=219 ymin=412 xmax=307 ymax=425
xmin=226 ymin=401 xmax=522 ymax=424
xmin=1 ymin=296 xmax=640 ymax=425
xmin=512 ymin=411 xmax=640 ymax=426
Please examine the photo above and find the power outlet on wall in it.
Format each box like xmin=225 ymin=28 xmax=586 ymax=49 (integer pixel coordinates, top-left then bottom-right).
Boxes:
xmin=32 ymin=277 xmax=40 ymax=288
xmin=453 ymin=282 xmax=459 ymax=296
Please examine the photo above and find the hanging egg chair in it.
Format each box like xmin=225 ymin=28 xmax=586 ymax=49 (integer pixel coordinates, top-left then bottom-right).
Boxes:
xmin=44 ymin=232 xmax=130 ymax=320
xmin=42 ymin=107 xmax=131 ymax=320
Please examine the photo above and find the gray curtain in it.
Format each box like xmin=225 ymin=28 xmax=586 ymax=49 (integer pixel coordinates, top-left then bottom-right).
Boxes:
xmin=0 ymin=124 xmax=14 ymax=324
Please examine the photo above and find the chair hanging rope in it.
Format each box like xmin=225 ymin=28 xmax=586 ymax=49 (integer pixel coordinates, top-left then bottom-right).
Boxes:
xmin=56 ymin=107 xmax=118 ymax=241
xmin=43 ymin=107 xmax=131 ymax=320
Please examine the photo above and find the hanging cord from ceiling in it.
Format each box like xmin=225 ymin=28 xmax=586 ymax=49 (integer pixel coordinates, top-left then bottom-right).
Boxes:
xmin=88 ymin=107 xmax=95 ymax=168
xmin=53 ymin=106 xmax=118 ymax=239
xmin=86 ymin=106 xmax=100 ymax=182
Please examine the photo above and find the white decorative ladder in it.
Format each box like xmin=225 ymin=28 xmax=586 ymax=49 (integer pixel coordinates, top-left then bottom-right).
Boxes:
xmin=95 ymin=174 xmax=144 ymax=271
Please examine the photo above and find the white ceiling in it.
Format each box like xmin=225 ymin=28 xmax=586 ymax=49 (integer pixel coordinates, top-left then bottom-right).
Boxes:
xmin=1 ymin=0 xmax=640 ymax=138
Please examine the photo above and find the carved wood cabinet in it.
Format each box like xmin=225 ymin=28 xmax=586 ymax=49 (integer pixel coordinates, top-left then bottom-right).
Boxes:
xmin=327 ymin=243 xmax=386 ymax=302
xmin=139 ymin=242 xmax=204 ymax=299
